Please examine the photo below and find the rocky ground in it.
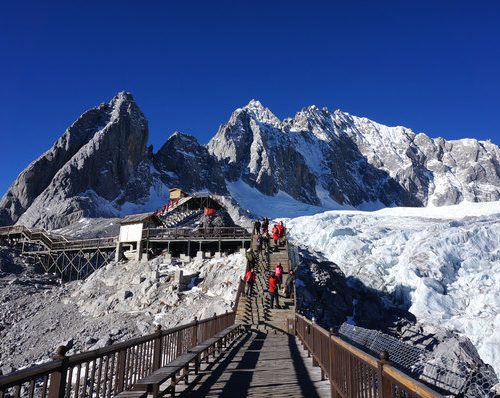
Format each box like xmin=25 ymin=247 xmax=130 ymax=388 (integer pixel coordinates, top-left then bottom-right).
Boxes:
xmin=0 ymin=247 xmax=245 ymax=373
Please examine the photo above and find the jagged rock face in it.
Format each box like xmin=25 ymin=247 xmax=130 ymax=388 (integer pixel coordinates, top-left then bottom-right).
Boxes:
xmin=208 ymin=101 xmax=319 ymax=204
xmin=295 ymin=247 xmax=353 ymax=327
xmin=341 ymin=114 xmax=500 ymax=206
xmin=0 ymin=107 xmax=111 ymax=226
xmin=154 ymin=132 xmax=227 ymax=194
xmin=0 ymin=92 xmax=149 ymax=229
xmin=1 ymin=94 xmax=500 ymax=229
xmin=208 ymin=102 xmax=500 ymax=207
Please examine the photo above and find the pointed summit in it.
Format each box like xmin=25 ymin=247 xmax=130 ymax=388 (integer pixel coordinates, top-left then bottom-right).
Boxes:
xmin=107 ymin=91 xmax=136 ymax=110
xmin=113 ymin=91 xmax=134 ymax=101
xmin=240 ymin=99 xmax=280 ymax=127
xmin=244 ymin=99 xmax=266 ymax=110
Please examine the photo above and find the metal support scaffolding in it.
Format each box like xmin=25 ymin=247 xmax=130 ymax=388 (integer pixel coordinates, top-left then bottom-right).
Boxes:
xmin=29 ymin=248 xmax=116 ymax=282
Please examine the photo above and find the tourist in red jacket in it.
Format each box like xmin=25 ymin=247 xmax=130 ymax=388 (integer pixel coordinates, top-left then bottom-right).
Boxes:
xmin=272 ymin=225 xmax=279 ymax=248
xmin=275 ymin=262 xmax=284 ymax=286
xmin=278 ymin=221 xmax=286 ymax=243
xmin=277 ymin=222 xmax=284 ymax=237
xmin=268 ymin=272 xmax=280 ymax=309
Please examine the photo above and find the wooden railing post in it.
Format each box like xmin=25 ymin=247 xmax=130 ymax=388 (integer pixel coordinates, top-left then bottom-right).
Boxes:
xmin=329 ymin=328 xmax=339 ymax=398
xmin=176 ymin=330 xmax=183 ymax=357
xmin=328 ymin=328 xmax=334 ymax=380
xmin=311 ymin=318 xmax=319 ymax=367
xmin=306 ymin=322 xmax=311 ymax=357
xmin=153 ymin=325 xmax=163 ymax=370
xmin=193 ymin=317 xmax=198 ymax=345
xmin=347 ymin=354 xmax=355 ymax=397
xmin=48 ymin=345 xmax=68 ymax=398
xmin=115 ymin=349 xmax=127 ymax=393
xmin=377 ymin=350 xmax=391 ymax=398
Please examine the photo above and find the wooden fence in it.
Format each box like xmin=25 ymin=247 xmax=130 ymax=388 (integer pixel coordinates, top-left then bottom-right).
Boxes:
xmin=0 ymin=225 xmax=116 ymax=253
xmin=143 ymin=226 xmax=251 ymax=240
xmin=295 ymin=314 xmax=443 ymax=398
xmin=0 ymin=312 xmax=236 ymax=398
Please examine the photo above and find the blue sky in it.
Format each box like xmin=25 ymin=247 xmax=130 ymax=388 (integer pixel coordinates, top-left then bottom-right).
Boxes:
xmin=1 ymin=1 xmax=499 ymax=194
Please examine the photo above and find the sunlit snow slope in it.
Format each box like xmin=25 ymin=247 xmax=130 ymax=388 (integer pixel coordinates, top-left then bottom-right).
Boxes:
xmin=285 ymin=201 xmax=500 ymax=376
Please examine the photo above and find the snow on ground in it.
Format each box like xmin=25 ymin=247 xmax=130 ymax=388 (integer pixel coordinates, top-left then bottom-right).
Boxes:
xmin=227 ymin=179 xmax=350 ymax=218
xmin=227 ymin=179 xmax=388 ymax=219
xmin=285 ymin=201 xmax=500 ymax=376
xmin=118 ymin=182 xmax=170 ymax=216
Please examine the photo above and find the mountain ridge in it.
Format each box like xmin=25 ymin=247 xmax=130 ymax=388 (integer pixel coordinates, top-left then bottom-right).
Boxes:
xmin=1 ymin=92 xmax=499 ymax=229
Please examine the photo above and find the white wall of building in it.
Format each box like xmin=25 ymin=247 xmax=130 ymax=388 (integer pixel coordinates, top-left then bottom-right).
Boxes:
xmin=119 ymin=223 xmax=143 ymax=242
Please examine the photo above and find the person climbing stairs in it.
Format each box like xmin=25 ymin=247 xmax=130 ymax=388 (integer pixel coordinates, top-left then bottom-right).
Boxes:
xmin=236 ymin=230 xmax=295 ymax=334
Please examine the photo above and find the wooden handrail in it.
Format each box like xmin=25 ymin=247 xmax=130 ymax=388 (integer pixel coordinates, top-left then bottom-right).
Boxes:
xmin=330 ymin=333 xmax=379 ymax=368
xmin=0 ymin=311 xmax=237 ymax=396
xmin=0 ymin=360 xmax=63 ymax=390
xmin=294 ymin=313 xmax=443 ymax=397
xmin=383 ymin=365 xmax=442 ymax=398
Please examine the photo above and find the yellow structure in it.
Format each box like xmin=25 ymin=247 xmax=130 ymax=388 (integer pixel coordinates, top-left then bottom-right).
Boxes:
xmin=169 ymin=188 xmax=187 ymax=201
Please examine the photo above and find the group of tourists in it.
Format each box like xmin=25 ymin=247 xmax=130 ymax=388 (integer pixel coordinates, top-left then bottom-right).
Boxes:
xmin=245 ymin=260 xmax=295 ymax=309
xmin=253 ymin=218 xmax=286 ymax=258
xmin=244 ymin=217 xmax=295 ymax=309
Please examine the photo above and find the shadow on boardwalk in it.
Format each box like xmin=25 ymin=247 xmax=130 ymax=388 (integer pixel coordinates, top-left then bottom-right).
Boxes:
xmin=177 ymin=330 xmax=329 ymax=397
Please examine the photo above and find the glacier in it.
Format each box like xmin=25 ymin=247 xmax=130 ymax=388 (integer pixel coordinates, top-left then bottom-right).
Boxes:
xmin=285 ymin=201 xmax=500 ymax=376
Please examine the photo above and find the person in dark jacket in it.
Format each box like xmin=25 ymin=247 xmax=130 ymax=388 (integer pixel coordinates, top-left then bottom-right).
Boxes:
xmin=245 ymin=248 xmax=256 ymax=269
xmin=262 ymin=217 xmax=269 ymax=232
xmin=257 ymin=233 xmax=264 ymax=258
xmin=268 ymin=272 xmax=280 ymax=309
xmin=284 ymin=270 xmax=295 ymax=299
xmin=253 ymin=219 xmax=261 ymax=235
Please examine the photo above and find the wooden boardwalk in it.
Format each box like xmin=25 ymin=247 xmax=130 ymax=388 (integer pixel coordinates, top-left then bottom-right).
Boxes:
xmin=176 ymin=330 xmax=330 ymax=397
xmin=175 ymin=236 xmax=330 ymax=397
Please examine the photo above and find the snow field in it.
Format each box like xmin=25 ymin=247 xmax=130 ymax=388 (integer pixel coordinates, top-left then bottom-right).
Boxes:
xmin=285 ymin=201 xmax=500 ymax=376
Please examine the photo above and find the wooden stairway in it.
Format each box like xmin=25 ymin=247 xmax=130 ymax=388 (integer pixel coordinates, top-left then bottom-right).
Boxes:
xmin=236 ymin=235 xmax=295 ymax=334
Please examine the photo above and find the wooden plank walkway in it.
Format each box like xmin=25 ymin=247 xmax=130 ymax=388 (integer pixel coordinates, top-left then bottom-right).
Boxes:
xmin=175 ymin=232 xmax=330 ymax=397
xmin=235 ymin=234 xmax=295 ymax=333
xmin=176 ymin=330 xmax=330 ymax=397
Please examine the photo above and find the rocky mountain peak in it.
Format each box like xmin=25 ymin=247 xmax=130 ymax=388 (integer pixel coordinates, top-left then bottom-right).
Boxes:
xmin=154 ymin=131 xmax=226 ymax=195
xmin=167 ymin=131 xmax=197 ymax=143
xmin=157 ymin=131 xmax=203 ymax=158
xmin=239 ymin=99 xmax=281 ymax=127
xmin=1 ymin=94 xmax=500 ymax=230
xmin=0 ymin=92 xmax=149 ymax=229
xmin=290 ymin=105 xmax=337 ymax=141
xmin=244 ymin=99 xmax=266 ymax=110
xmin=111 ymin=90 xmax=134 ymax=102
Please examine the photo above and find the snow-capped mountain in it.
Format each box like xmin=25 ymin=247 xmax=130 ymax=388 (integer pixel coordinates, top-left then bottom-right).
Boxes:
xmin=209 ymin=100 xmax=500 ymax=209
xmin=1 ymin=92 xmax=499 ymax=392
xmin=1 ymin=92 xmax=500 ymax=229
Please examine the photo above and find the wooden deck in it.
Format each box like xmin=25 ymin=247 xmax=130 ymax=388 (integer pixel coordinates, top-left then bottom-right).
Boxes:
xmin=176 ymin=330 xmax=330 ymax=397
xmin=175 ymin=236 xmax=329 ymax=397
